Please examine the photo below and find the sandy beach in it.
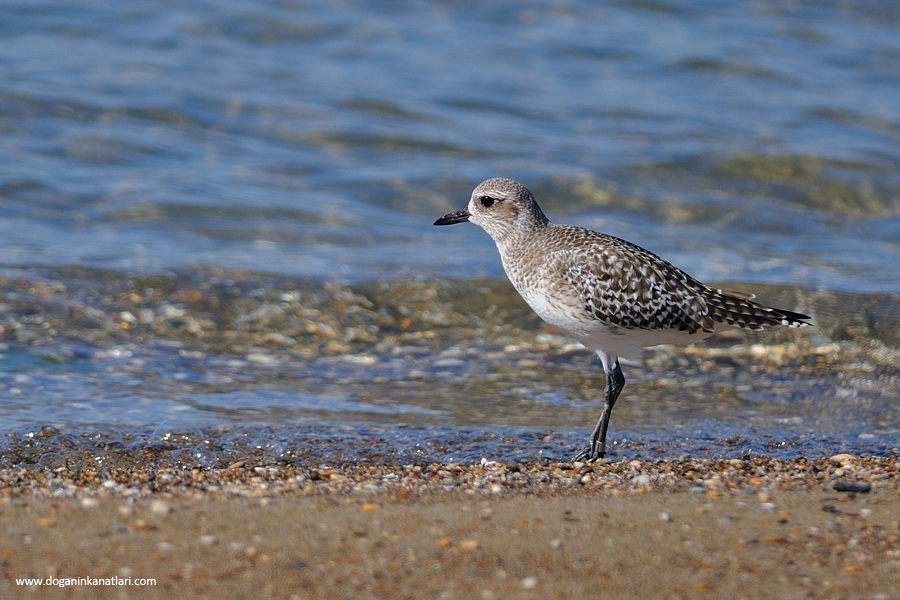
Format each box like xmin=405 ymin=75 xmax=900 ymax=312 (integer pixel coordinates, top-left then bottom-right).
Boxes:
xmin=2 ymin=455 xmax=898 ymax=599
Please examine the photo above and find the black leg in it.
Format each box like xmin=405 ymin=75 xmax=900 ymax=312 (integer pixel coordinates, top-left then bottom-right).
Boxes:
xmin=572 ymin=357 xmax=625 ymax=462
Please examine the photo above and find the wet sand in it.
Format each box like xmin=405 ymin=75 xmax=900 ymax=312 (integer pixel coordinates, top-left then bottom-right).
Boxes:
xmin=2 ymin=455 xmax=899 ymax=599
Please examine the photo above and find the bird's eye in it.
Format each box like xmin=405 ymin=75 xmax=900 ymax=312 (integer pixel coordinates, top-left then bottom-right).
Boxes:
xmin=480 ymin=195 xmax=497 ymax=208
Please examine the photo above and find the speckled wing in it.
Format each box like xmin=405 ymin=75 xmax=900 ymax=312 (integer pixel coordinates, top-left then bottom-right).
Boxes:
xmin=550 ymin=233 xmax=717 ymax=333
xmin=545 ymin=228 xmax=808 ymax=334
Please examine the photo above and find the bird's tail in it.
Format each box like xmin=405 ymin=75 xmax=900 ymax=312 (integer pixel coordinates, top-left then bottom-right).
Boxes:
xmin=708 ymin=289 xmax=812 ymax=331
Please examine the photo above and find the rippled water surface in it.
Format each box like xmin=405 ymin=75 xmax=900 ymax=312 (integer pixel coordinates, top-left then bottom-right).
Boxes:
xmin=1 ymin=1 xmax=899 ymax=464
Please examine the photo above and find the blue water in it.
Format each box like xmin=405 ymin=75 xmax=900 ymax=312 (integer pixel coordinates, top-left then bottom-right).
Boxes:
xmin=1 ymin=0 xmax=899 ymax=463
xmin=2 ymin=0 xmax=899 ymax=289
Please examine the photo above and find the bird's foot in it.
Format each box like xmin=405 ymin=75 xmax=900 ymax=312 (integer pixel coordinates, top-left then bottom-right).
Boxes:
xmin=571 ymin=448 xmax=589 ymax=462
xmin=571 ymin=441 xmax=605 ymax=463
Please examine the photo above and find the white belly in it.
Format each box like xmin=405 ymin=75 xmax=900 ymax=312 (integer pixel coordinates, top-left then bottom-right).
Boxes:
xmin=519 ymin=286 xmax=713 ymax=359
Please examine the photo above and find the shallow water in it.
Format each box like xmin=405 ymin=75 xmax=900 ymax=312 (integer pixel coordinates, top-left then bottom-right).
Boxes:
xmin=1 ymin=2 xmax=899 ymax=465
xmin=0 ymin=269 xmax=898 ymax=466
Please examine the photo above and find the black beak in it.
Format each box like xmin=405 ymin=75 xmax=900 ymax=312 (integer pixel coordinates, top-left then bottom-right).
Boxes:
xmin=433 ymin=209 xmax=470 ymax=226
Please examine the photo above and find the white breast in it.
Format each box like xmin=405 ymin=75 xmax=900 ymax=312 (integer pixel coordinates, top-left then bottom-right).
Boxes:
xmin=518 ymin=284 xmax=714 ymax=359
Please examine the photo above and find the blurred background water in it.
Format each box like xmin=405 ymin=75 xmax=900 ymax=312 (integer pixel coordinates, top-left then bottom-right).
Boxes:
xmin=1 ymin=0 xmax=899 ymax=464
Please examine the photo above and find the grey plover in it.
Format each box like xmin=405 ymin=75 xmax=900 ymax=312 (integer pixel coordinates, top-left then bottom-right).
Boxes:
xmin=435 ymin=177 xmax=811 ymax=461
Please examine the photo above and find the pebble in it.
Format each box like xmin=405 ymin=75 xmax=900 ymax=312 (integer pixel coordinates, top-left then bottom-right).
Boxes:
xmin=833 ymin=481 xmax=872 ymax=493
xmin=830 ymin=453 xmax=857 ymax=465
xmin=0 ymin=457 xmax=895 ymax=509
xmin=260 ymin=332 xmax=296 ymax=346
xmin=521 ymin=577 xmax=538 ymax=590
xmin=245 ymin=352 xmax=279 ymax=365
xmin=80 ymin=497 xmax=99 ymax=509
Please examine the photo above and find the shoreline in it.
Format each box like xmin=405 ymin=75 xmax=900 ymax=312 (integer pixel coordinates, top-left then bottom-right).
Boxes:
xmin=2 ymin=456 xmax=899 ymax=599
xmin=3 ymin=266 xmax=900 ymax=465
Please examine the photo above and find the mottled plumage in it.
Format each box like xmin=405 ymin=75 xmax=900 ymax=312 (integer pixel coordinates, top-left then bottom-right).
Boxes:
xmin=435 ymin=177 xmax=811 ymax=461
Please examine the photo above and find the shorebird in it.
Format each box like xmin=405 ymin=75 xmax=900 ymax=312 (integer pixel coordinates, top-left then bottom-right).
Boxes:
xmin=434 ymin=178 xmax=811 ymax=461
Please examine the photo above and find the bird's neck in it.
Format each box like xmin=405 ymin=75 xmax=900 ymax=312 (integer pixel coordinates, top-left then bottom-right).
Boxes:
xmin=495 ymin=214 xmax=550 ymax=258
